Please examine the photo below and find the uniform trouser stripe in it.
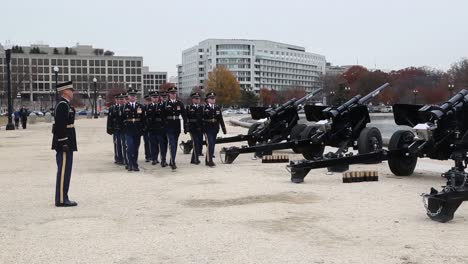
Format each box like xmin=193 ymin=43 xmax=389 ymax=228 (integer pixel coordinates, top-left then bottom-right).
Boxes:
xmin=60 ymin=152 xmax=66 ymax=203
xmin=204 ymin=133 xmax=210 ymax=163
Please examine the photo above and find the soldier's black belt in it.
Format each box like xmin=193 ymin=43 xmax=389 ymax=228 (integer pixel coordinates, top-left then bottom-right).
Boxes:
xmin=125 ymin=118 xmax=141 ymax=122
xmin=188 ymin=119 xmax=199 ymax=123
xmin=166 ymin=116 xmax=179 ymax=120
xmin=203 ymin=119 xmax=217 ymax=123
xmin=154 ymin=118 xmax=162 ymax=122
xmin=66 ymin=124 xmax=74 ymax=128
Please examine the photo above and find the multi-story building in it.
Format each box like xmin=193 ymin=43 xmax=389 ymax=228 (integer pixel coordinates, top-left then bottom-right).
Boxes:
xmin=178 ymin=39 xmax=326 ymax=97
xmin=0 ymin=43 xmax=146 ymax=109
xmin=325 ymin=63 xmax=352 ymax=76
xmin=142 ymin=66 xmax=167 ymax=95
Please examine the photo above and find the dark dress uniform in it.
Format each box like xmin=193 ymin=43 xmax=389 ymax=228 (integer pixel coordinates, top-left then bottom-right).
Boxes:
xmin=186 ymin=93 xmax=204 ymax=164
xmin=51 ymin=81 xmax=77 ymax=207
xmin=118 ymin=102 xmax=129 ymax=168
xmin=162 ymin=87 xmax=187 ymax=169
xmin=142 ymin=97 xmax=152 ymax=162
xmin=107 ymin=97 xmax=124 ymax=165
xmin=203 ymin=92 xmax=226 ymax=167
xmin=145 ymin=91 xmax=164 ymax=165
xmin=122 ymin=90 xmax=145 ymax=171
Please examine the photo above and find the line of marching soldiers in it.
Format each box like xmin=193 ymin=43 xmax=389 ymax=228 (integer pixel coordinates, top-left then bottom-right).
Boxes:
xmin=106 ymin=87 xmax=226 ymax=171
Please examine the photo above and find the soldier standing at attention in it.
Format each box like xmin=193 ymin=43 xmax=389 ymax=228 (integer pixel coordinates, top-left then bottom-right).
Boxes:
xmin=52 ymin=81 xmax=77 ymax=207
xmin=122 ymin=89 xmax=145 ymax=172
xmin=186 ymin=92 xmax=204 ymax=164
xmin=203 ymin=92 xmax=226 ymax=167
xmin=143 ymin=94 xmax=152 ymax=163
xmin=162 ymin=87 xmax=187 ymax=170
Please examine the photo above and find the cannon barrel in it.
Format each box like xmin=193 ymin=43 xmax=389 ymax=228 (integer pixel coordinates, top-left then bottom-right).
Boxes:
xmin=426 ymin=89 xmax=468 ymax=121
xmin=267 ymin=88 xmax=323 ymax=117
xmin=293 ymin=88 xmax=323 ymax=107
xmin=358 ymin=82 xmax=390 ymax=104
xmin=323 ymin=83 xmax=390 ymax=119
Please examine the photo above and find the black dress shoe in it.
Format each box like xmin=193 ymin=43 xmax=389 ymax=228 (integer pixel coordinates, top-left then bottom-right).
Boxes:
xmin=128 ymin=167 xmax=133 ymax=171
xmin=191 ymin=160 xmax=200 ymax=165
xmin=134 ymin=167 xmax=140 ymax=172
xmin=152 ymin=161 xmax=157 ymax=165
xmin=125 ymin=165 xmax=129 ymax=170
xmin=145 ymin=159 xmax=150 ymax=163
xmin=170 ymin=163 xmax=177 ymax=170
xmin=161 ymin=161 xmax=168 ymax=167
xmin=56 ymin=200 xmax=78 ymax=207
xmin=206 ymin=161 xmax=216 ymax=167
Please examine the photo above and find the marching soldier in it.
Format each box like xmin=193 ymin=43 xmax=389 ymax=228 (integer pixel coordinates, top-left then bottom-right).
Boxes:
xmin=203 ymin=92 xmax=226 ymax=167
xmin=162 ymin=87 xmax=187 ymax=170
xmin=120 ymin=94 xmax=129 ymax=169
xmin=186 ymin=92 xmax=204 ymax=164
xmin=121 ymin=89 xmax=145 ymax=172
xmin=143 ymin=94 xmax=152 ymax=162
xmin=146 ymin=90 xmax=163 ymax=165
xmin=52 ymin=81 xmax=77 ymax=207
xmin=156 ymin=91 xmax=168 ymax=167
xmin=107 ymin=95 xmax=119 ymax=164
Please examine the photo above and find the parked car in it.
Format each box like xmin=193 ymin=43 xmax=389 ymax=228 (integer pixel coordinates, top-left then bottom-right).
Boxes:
xmin=222 ymin=109 xmax=237 ymax=115
xmin=32 ymin=111 xmax=44 ymax=116
xmin=236 ymin=108 xmax=249 ymax=114
xmin=78 ymin=110 xmax=90 ymax=116
xmin=381 ymin=106 xmax=393 ymax=113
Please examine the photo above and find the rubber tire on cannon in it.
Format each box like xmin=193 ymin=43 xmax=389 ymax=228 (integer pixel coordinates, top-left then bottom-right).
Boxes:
xmin=290 ymin=124 xmax=307 ymax=154
xmin=299 ymin=125 xmax=325 ymax=160
xmin=247 ymin=122 xmax=262 ymax=147
xmin=357 ymin=127 xmax=383 ymax=156
xmin=388 ymin=130 xmax=418 ymax=176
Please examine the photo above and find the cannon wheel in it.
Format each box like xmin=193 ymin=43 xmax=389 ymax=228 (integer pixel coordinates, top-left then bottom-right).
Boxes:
xmin=388 ymin=130 xmax=418 ymax=176
xmin=357 ymin=127 xmax=383 ymax=155
xmin=301 ymin=125 xmax=325 ymax=160
xmin=290 ymin=124 xmax=307 ymax=153
xmin=247 ymin=122 xmax=262 ymax=147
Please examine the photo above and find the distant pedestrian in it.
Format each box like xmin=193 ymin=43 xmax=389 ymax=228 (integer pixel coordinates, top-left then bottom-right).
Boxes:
xmin=13 ymin=111 xmax=20 ymax=129
xmin=19 ymin=106 xmax=28 ymax=129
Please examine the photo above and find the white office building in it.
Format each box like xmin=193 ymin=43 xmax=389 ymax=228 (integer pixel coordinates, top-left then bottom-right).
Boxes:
xmin=142 ymin=66 xmax=167 ymax=94
xmin=178 ymin=39 xmax=326 ymax=96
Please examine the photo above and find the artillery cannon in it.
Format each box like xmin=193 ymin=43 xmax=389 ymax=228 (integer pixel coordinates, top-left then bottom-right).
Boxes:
xmin=288 ymin=88 xmax=468 ymax=223
xmin=389 ymin=89 xmax=468 ymax=222
xmin=283 ymin=82 xmax=390 ymax=182
xmin=179 ymin=89 xmax=323 ymax=154
xmin=221 ymin=83 xmax=389 ymax=164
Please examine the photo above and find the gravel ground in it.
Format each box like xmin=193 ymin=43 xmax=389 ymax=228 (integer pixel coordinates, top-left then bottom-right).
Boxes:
xmin=1 ymin=118 xmax=467 ymax=264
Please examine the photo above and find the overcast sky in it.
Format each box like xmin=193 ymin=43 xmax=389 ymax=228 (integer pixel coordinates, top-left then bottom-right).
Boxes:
xmin=2 ymin=0 xmax=467 ymax=76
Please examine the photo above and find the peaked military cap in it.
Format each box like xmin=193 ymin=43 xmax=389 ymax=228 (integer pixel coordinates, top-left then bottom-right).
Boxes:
xmin=206 ymin=92 xmax=216 ymax=98
xmin=167 ymin=87 xmax=177 ymax=93
xmin=127 ymin=88 xmax=138 ymax=95
xmin=56 ymin=81 xmax=74 ymax=92
xmin=190 ymin=92 xmax=201 ymax=98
